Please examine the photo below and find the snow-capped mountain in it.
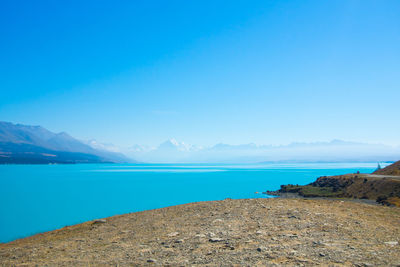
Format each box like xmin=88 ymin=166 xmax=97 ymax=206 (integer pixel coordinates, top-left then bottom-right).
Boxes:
xmin=157 ymin=138 xmax=197 ymax=152
xmin=73 ymin=135 xmax=400 ymax=164
xmin=123 ymin=139 xmax=400 ymax=163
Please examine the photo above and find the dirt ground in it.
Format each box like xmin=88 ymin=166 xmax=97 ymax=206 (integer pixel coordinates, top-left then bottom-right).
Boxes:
xmin=1 ymin=198 xmax=400 ymax=266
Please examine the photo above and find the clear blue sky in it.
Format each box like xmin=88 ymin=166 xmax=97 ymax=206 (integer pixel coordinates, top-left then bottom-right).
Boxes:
xmin=1 ymin=0 xmax=399 ymax=147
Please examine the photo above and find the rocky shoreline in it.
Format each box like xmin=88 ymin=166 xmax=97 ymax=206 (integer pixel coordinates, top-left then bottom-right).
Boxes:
xmin=1 ymin=198 xmax=399 ymax=266
xmin=265 ymin=161 xmax=400 ymax=207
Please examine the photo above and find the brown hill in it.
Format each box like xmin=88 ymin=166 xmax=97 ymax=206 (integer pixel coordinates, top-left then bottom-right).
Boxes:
xmin=313 ymin=174 xmax=400 ymax=206
xmin=270 ymin=161 xmax=400 ymax=206
xmin=374 ymin=160 xmax=400 ymax=176
xmin=1 ymin=198 xmax=400 ymax=266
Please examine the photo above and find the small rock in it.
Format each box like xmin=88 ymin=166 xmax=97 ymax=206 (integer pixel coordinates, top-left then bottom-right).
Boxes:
xmin=319 ymin=253 xmax=325 ymax=257
xmin=384 ymin=241 xmax=398 ymax=246
xmin=147 ymin=259 xmax=156 ymax=263
xmin=208 ymin=232 xmax=216 ymax=237
xmin=174 ymin=239 xmax=184 ymax=243
xmin=195 ymin=233 xmax=206 ymax=238
xmin=256 ymin=247 xmax=264 ymax=252
xmin=209 ymin=237 xmax=224 ymax=242
xmin=266 ymin=253 xmax=276 ymax=259
xmin=167 ymin=232 xmax=179 ymax=237
xmin=92 ymin=219 xmax=106 ymax=224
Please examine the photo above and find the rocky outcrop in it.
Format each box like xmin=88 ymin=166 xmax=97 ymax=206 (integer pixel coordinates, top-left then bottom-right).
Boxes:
xmin=267 ymin=162 xmax=400 ymax=206
xmin=272 ymin=175 xmax=400 ymax=206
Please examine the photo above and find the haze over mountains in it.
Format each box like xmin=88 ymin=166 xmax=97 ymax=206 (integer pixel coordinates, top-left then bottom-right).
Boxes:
xmin=116 ymin=138 xmax=400 ymax=164
xmin=1 ymin=121 xmax=399 ymax=164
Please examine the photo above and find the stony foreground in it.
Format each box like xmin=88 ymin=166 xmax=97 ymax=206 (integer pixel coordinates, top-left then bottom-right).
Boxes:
xmin=1 ymin=198 xmax=400 ymax=266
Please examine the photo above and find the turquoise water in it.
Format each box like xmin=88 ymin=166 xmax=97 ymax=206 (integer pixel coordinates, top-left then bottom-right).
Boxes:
xmin=0 ymin=163 xmax=382 ymax=243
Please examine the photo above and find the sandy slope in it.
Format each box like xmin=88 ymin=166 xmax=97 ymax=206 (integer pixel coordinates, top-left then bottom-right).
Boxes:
xmin=1 ymin=198 xmax=400 ymax=266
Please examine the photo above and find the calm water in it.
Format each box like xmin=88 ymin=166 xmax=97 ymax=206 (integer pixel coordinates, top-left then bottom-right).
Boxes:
xmin=0 ymin=162 xmax=383 ymax=243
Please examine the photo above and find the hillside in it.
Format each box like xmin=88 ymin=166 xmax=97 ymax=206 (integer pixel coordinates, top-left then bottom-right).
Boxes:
xmin=0 ymin=142 xmax=108 ymax=164
xmin=374 ymin=160 xmax=400 ymax=176
xmin=0 ymin=121 xmax=132 ymax=164
xmin=268 ymin=161 xmax=400 ymax=206
xmin=1 ymin=198 xmax=399 ymax=266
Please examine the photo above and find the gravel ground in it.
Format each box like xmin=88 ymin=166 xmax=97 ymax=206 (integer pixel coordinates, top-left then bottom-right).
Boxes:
xmin=1 ymin=198 xmax=400 ymax=266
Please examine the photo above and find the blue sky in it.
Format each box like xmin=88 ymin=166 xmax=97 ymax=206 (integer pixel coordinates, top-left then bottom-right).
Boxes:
xmin=1 ymin=0 xmax=399 ymax=147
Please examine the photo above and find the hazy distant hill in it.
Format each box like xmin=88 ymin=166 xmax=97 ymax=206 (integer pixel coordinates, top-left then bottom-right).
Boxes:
xmin=0 ymin=121 xmax=133 ymax=164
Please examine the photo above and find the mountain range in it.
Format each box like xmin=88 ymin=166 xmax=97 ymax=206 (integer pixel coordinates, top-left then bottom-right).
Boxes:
xmin=0 ymin=121 xmax=132 ymax=164
xmin=1 ymin=121 xmax=399 ymax=164
xmin=121 ymin=139 xmax=400 ymax=163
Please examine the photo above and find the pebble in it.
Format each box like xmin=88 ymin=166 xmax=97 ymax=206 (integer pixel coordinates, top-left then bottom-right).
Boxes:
xmin=195 ymin=233 xmax=206 ymax=238
xmin=209 ymin=238 xmax=224 ymax=242
xmin=257 ymin=247 xmax=268 ymax=252
xmin=167 ymin=232 xmax=179 ymax=237
xmin=384 ymin=241 xmax=398 ymax=246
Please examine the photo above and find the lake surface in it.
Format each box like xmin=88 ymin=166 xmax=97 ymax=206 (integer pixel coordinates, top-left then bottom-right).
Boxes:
xmin=0 ymin=162 xmax=384 ymax=243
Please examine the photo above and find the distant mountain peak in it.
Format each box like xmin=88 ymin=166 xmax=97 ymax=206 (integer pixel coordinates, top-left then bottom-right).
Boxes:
xmin=166 ymin=138 xmax=180 ymax=146
xmin=158 ymin=138 xmax=192 ymax=152
xmin=124 ymin=138 xmax=400 ymax=163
